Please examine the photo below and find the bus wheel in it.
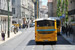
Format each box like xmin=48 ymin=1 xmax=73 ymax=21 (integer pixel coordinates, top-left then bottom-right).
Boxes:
xmin=36 ymin=42 xmax=39 ymax=44
xmin=53 ymin=41 xmax=57 ymax=44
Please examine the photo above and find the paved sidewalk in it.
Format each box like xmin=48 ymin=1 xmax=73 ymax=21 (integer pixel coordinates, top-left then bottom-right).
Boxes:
xmin=0 ymin=31 xmax=22 ymax=45
xmin=61 ymin=33 xmax=75 ymax=44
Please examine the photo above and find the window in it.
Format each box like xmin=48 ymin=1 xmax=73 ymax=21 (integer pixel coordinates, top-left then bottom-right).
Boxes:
xmin=37 ymin=20 xmax=54 ymax=27
xmin=12 ymin=0 xmax=15 ymax=5
xmin=12 ymin=8 xmax=15 ymax=14
xmin=70 ymin=1 xmax=72 ymax=3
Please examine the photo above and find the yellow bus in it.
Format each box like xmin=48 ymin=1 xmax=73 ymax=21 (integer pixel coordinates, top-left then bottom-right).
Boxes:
xmin=35 ymin=18 xmax=57 ymax=44
xmin=49 ymin=17 xmax=61 ymax=34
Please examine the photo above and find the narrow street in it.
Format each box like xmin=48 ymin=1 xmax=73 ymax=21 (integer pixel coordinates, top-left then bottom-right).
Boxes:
xmin=0 ymin=27 xmax=74 ymax=50
xmin=0 ymin=0 xmax=75 ymax=50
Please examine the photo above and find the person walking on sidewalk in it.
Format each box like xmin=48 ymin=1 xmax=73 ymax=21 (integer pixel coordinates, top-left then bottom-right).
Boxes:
xmin=65 ymin=24 xmax=69 ymax=37
xmin=14 ymin=26 xmax=17 ymax=34
xmin=1 ymin=31 xmax=5 ymax=41
xmin=68 ymin=25 xmax=71 ymax=36
xmin=26 ymin=21 xmax=28 ymax=28
xmin=69 ymin=25 xmax=73 ymax=35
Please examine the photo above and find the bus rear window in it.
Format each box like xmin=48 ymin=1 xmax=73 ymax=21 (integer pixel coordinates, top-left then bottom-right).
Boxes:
xmin=37 ymin=20 xmax=54 ymax=27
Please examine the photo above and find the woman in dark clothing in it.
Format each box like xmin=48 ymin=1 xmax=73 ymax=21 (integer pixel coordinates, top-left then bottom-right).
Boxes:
xmin=1 ymin=31 xmax=5 ymax=41
xmin=62 ymin=26 xmax=66 ymax=33
xmin=69 ymin=25 xmax=73 ymax=34
xmin=65 ymin=24 xmax=69 ymax=37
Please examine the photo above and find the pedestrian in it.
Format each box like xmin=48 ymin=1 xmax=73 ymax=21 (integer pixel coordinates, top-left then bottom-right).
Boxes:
xmin=1 ymin=31 xmax=5 ymax=41
xmin=68 ymin=25 xmax=71 ymax=36
xmin=66 ymin=24 xmax=71 ymax=37
xmin=16 ymin=26 xmax=18 ymax=32
xmin=65 ymin=24 xmax=68 ymax=37
xmin=64 ymin=26 xmax=66 ymax=33
xmin=14 ymin=26 xmax=16 ymax=34
xmin=69 ymin=25 xmax=73 ymax=34
xmin=19 ymin=24 xmax=21 ymax=29
xmin=62 ymin=26 xmax=65 ymax=33
xmin=26 ymin=21 xmax=28 ymax=28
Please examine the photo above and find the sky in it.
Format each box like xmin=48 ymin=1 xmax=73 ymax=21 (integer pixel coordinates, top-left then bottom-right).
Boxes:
xmin=42 ymin=0 xmax=48 ymax=6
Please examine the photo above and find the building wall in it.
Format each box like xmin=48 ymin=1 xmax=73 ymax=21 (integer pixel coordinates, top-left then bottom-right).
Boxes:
xmin=0 ymin=0 xmax=12 ymax=33
xmin=12 ymin=0 xmax=34 ymax=24
xmin=68 ymin=0 xmax=75 ymax=11
xmin=68 ymin=0 xmax=75 ymax=22
xmin=53 ymin=0 xmax=57 ymax=17
xmin=12 ymin=0 xmax=26 ymax=24
xmin=47 ymin=0 xmax=57 ymax=17
xmin=48 ymin=2 xmax=53 ymax=17
xmin=0 ymin=0 xmax=12 ymax=11
xmin=12 ymin=0 xmax=22 ymax=24
xmin=12 ymin=0 xmax=21 ymax=18
xmin=21 ymin=0 xmax=26 ymax=18
xmin=0 ymin=0 xmax=12 ymax=16
xmin=27 ymin=0 xmax=34 ymax=20
xmin=40 ymin=6 xmax=48 ymax=18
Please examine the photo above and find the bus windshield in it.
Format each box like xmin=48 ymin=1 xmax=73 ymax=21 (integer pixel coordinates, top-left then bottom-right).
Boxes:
xmin=37 ymin=20 xmax=54 ymax=27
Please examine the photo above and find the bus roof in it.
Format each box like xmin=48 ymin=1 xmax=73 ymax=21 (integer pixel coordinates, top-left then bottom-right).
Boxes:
xmin=49 ymin=17 xmax=60 ymax=20
xmin=35 ymin=18 xmax=55 ymax=21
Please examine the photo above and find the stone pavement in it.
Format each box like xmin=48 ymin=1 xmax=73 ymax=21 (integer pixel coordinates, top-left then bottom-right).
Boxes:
xmin=0 ymin=31 xmax=22 ymax=45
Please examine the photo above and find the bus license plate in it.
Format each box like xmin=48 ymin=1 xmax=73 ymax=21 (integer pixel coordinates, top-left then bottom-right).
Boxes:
xmin=44 ymin=40 xmax=48 ymax=41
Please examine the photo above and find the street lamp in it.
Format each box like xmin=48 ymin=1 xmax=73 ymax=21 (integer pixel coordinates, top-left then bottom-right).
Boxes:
xmin=0 ymin=17 xmax=2 ymax=32
xmin=37 ymin=0 xmax=39 ymax=19
xmin=7 ymin=0 xmax=10 ymax=38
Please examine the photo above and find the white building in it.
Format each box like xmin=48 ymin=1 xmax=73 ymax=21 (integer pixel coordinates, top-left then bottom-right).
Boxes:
xmin=0 ymin=0 xmax=12 ymax=33
xmin=40 ymin=6 xmax=48 ymax=18
xmin=12 ymin=0 xmax=23 ymax=24
xmin=25 ymin=0 xmax=34 ymax=21
xmin=12 ymin=0 xmax=34 ymax=24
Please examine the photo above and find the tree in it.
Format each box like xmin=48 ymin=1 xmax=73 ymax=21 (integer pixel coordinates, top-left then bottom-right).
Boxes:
xmin=57 ymin=0 xmax=62 ymax=17
xmin=57 ymin=0 xmax=68 ymax=22
xmin=62 ymin=0 xmax=65 ymax=14
xmin=65 ymin=0 xmax=68 ymax=22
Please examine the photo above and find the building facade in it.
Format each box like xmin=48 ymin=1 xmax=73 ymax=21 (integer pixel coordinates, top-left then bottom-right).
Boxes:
xmin=68 ymin=0 xmax=75 ymax=22
xmin=48 ymin=0 xmax=53 ymax=17
xmin=0 ymin=0 xmax=12 ymax=33
xmin=12 ymin=0 xmax=24 ymax=24
xmin=12 ymin=0 xmax=34 ymax=24
xmin=53 ymin=0 xmax=57 ymax=17
xmin=47 ymin=0 xmax=57 ymax=17
xmin=40 ymin=6 xmax=48 ymax=18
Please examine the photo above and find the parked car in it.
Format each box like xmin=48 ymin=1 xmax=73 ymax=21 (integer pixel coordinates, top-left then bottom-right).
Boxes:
xmin=32 ymin=22 xmax=35 ymax=26
xmin=30 ymin=23 xmax=35 ymax=27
